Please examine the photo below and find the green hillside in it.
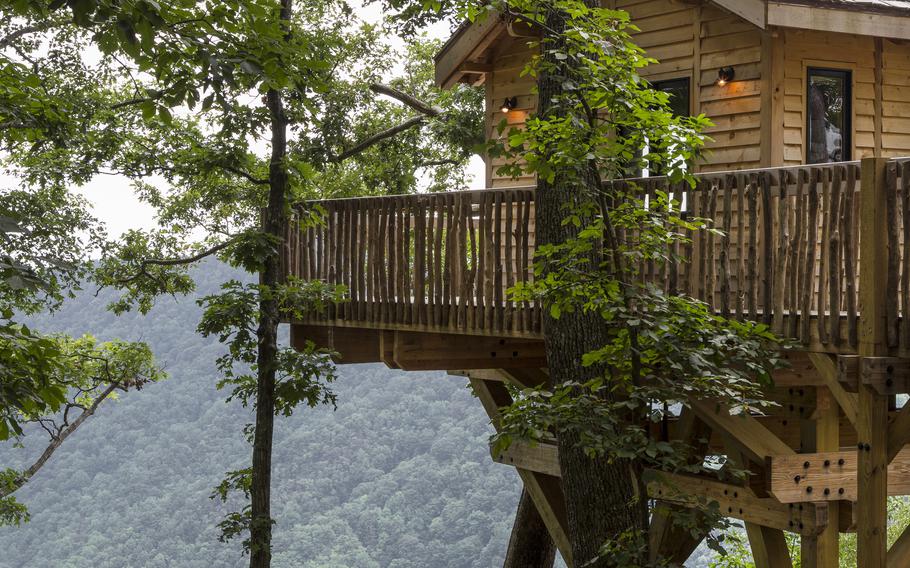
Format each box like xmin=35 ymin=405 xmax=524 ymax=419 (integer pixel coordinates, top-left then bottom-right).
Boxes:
xmin=0 ymin=262 xmax=520 ymax=567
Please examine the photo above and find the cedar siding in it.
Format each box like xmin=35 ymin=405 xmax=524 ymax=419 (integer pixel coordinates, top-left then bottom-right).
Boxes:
xmin=477 ymin=0 xmax=910 ymax=184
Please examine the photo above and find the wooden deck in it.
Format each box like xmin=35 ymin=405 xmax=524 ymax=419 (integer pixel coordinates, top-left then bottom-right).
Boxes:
xmin=282 ymin=157 xmax=910 ymax=355
xmin=281 ymin=157 xmax=910 ymax=567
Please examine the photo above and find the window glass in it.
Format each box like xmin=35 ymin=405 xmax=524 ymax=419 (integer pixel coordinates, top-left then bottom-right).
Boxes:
xmin=641 ymin=78 xmax=691 ymax=177
xmin=653 ymin=78 xmax=690 ymax=120
xmin=807 ymin=68 xmax=851 ymax=164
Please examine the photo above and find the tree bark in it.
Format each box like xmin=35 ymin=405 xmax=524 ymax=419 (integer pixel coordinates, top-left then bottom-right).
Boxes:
xmin=249 ymin=2 xmax=292 ymax=567
xmin=535 ymin=4 xmax=648 ymax=566
xmin=503 ymin=488 xmax=556 ymax=568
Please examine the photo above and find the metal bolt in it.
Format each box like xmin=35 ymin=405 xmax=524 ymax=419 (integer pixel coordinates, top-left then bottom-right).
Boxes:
xmin=824 ymin=488 xmax=831 ymax=496
xmin=807 ymin=486 xmax=813 ymax=494
xmin=803 ymin=461 xmax=810 ymax=469
xmin=824 ymin=460 xmax=831 ymax=467
xmin=794 ymin=475 xmax=801 ymax=483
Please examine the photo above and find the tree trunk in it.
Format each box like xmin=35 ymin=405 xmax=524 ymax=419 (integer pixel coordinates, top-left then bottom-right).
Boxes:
xmin=503 ymin=489 xmax=556 ymax=568
xmin=535 ymin=4 xmax=648 ymax=566
xmin=249 ymin=2 xmax=292 ymax=567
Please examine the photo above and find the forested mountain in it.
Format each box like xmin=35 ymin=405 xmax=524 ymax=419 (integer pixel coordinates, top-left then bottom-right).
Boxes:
xmin=0 ymin=262 xmax=520 ymax=567
xmin=0 ymin=260 xmax=724 ymax=567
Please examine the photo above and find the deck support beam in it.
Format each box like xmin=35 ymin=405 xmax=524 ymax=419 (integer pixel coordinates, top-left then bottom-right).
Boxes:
xmin=468 ymin=376 xmax=573 ymax=565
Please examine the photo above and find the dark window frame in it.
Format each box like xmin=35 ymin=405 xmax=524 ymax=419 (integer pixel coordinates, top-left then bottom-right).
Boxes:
xmin=806 ymin=67 xmax=852 ymax=164
xmin=651 ymin=77 xmax=692 ymax=117
xmin=644 ymin=76 xmax=692 ymax=177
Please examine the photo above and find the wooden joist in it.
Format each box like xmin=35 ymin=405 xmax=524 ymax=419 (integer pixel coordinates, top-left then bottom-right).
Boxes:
xmin=838 ymin=355 xmax=910 ymax=395
xmin=691 ymin=399 xmax=795 ymax=463
xmin=392 ymin=331 xmax=546 ymax=370
xmin=767 ymin=447 xmax=910 ymax=503
xmin=645 ymin=469 xmax=828 ymax=536
xmin=492 ymin=440 xmax=560 ymax=478
xmin=291 ymin=325 xmax=382 ymax=364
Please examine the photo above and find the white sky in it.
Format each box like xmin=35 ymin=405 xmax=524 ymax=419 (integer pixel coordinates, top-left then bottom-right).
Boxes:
xmin=3 ymin=3 xmax=485 ymax=240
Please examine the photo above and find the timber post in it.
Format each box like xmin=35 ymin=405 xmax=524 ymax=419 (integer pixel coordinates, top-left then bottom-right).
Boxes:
xmin=857 ymin=156 xmax=890 ymax=567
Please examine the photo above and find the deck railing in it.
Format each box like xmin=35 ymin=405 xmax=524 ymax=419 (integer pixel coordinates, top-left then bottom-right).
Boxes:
xmin=282 ymin=158 xmax=910 ymax=353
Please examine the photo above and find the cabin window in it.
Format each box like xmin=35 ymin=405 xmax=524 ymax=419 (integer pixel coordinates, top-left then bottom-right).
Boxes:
xmin=807 ymin=68 xmax=851 ymax=164
xmin=652 ymin=78 xmax=691 ymax=119
xmin=641 ymin=77 xmax=691 ymax=177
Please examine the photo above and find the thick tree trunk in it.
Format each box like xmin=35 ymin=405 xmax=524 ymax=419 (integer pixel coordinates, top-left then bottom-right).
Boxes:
xmin=249 ymin=3 xmax=292 ymax=567
xmin=535 ymin=4 xmax=648 ymax=566
xmin=503 ymin=489 xmax=556 ymax=568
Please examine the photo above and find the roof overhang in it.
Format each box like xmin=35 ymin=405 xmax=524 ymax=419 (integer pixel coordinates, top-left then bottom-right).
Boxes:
xmin=767 ymin=1 xmax=910 ymax=40
xmin=434 ymin=14 xmax=507 ymax=89
xmin=434 ymin=0 xmax=910 ymax=91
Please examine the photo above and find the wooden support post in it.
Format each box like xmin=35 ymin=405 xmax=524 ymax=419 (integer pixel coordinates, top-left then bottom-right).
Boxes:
xmin=722 ymin=439 xmax=793 ymax=568
xmin=857 ymin=156 xmax=890 ymax=568
xmin=648 ymin=410 xmax=711 ymax=565
xmin=804 ymin=386 xmax=839 ymax=568
xmin=747 ymin=524 xmax=793 ymax=568
xmin=469 ymin=377 xmax=573 ymax=565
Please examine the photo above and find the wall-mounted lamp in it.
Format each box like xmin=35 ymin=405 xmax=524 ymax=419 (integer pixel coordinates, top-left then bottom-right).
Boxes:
xmin=716 ymin=66 xmax=735 ymax=87
xmin=500 ymin=97 xmax=518 ymax=114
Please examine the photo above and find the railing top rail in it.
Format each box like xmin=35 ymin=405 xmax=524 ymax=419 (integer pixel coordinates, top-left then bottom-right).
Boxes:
xmin=293 ymin=158 xmax=910 ymax=211
xmin=613 ymin=160 xmax=863 ymax=188
xmin=297 ymin=185 xmax=537 ymax=208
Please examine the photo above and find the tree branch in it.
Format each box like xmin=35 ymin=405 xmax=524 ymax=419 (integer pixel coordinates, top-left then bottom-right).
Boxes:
xmin=110 ymin=90 xmax=166 ymax=110
xmin=332 ymin=115 xmax=425 ymax=162
xmin=330 ymin=84 xmax=452 ymax=163
xmin=219 ymin=165 xmax=269 ymax=185
xmin=0 ymin=382 xmax=119 ymax=499
xmin=0 ymin=22 xmax=52 ymax=50
xmin=370 ymin=83 xmax=443 ymax=118
xmin=112 ymin=238 xmax=238 ymax=289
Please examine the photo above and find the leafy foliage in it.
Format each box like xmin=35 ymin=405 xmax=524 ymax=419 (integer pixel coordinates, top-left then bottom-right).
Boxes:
xmin=1 ymin=1 xmax=482 ymax=560
xmin=0 ymin=264 xmax=528 ymax=567
xmin=197 ymin=278 xmax=343 ymax=416
xmin=0 ymin=332 xmax=163 ymax=525
xmin=378 ymin=0 xmax=786 ymax=563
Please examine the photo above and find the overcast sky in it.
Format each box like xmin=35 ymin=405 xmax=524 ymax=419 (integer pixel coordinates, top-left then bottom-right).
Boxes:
xmin=4 ymin=4 xmax=485 ymax=240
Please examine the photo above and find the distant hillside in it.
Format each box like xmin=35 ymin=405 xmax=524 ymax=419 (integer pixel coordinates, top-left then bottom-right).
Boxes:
xmin=0 ymin=262 xmax=520 ymax=567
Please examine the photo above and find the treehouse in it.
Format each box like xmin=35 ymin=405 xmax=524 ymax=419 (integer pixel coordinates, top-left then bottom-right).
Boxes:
xmin=282 ymin=1 xmax=910 ymax=566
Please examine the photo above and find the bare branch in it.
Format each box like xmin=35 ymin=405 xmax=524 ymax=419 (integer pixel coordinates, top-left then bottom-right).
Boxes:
xmin=0 ymin=22 xmax=52 ymax=50
xmin=370 ymin=84 xmax=443 ymax=118
xmin=333 ymin=115 xmax=425 ymax=163
xmin=0 ymin=383 xmax=120 ymax=499
xmin=417 ymin=159 xmax=461 ymax=168
xmin=140 ymin=239 xmax=236 ymax=268
xmin=219 ymin=165 xmax=269 ymax=185
xmin=110 ymin=91 xmax=166 ymax=110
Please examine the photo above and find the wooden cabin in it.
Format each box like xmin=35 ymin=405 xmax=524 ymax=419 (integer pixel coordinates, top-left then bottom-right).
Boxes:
xmin=282 ymin=2 xmax=910 ymax=567
xmin=436 ymin=0 xmax=910 ymax=182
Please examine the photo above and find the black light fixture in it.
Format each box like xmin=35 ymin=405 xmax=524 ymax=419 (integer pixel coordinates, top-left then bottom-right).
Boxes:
xmin=716 ymin=66 xmax=735 ymax=87
xmin=500 ymin=96 xmax=518 ymax=114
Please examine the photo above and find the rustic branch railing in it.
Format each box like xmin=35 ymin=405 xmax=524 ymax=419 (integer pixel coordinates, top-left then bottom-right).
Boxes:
xmin=283 ymin=158 xmax=910 ymax=353
xmin=283 ymin=188 xmax=543 ymax=337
